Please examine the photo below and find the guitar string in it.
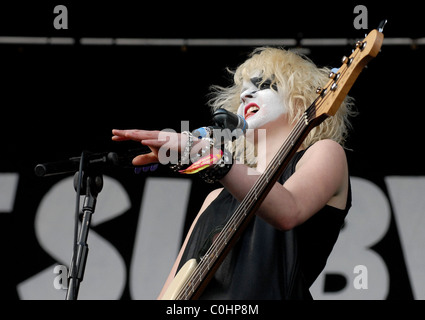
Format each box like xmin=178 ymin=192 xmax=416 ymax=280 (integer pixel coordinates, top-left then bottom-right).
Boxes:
xmin=175 ymin=46 xmax=360 ymax=300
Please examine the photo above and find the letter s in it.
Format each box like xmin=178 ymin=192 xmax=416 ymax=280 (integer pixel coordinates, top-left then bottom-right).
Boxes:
xmin=17 ymin=176 xmax=129 ymax=299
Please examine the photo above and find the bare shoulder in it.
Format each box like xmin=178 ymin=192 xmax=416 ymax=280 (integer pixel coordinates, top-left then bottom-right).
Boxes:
xmin=308 ymin=139 xmax=345 ymax=154
xmin=297 ymin=139 xmax=346 ymax=169
xmin=295 ymin=139 xmax=349 ymax=209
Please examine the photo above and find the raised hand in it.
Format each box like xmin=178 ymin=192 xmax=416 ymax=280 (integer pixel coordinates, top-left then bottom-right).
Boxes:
xmin=112 ymin=129 xmax=186 ymax=166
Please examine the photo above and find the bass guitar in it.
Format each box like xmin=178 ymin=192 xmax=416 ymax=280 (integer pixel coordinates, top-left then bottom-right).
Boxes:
xmin=162 ymin=21 xmax=386 ymax=300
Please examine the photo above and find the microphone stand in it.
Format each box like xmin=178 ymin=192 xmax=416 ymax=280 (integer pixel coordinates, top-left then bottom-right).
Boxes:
xmin=65 ymin=167 xmax=103 ymax=300
xmin=34 ymin=147 xmax=154 ymax=299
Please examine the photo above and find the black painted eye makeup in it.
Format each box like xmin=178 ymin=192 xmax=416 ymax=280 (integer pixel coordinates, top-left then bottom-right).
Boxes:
xmin=250 ymin=77 xmax=278 ymax=91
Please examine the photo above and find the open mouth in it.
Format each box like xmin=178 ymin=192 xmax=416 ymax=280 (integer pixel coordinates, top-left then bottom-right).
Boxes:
xmin=244 ymin=103 xmax=260 ymax=119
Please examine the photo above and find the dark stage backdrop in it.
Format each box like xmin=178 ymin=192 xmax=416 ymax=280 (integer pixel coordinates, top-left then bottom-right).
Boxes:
xmin=1 ymin=2 xmax=424 ymax=301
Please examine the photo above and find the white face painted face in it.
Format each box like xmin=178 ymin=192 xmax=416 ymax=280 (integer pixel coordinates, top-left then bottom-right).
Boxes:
xmin=237 ymin=74 xmax=288 ymax=130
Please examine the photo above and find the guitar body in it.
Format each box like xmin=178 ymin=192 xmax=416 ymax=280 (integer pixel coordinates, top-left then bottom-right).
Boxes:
xmin=161 ymin=259 xmax=198 ymax=300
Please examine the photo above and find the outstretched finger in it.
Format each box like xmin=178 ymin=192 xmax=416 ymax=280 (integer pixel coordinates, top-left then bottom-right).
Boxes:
xmin=112 ymin=129 xmax=133 ymax=141
xmin=112 ymin=135 xmax=129 ymax=141
xmin=112 ymin=129 xmax=161 ymax=142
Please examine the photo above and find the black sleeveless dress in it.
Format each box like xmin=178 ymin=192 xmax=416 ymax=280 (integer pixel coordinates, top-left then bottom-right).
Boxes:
xmin=177 ymin=149 xmax=351 ymax=300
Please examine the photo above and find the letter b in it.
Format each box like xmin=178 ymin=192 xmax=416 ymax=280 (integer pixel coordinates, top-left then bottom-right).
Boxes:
xmin=310 ymin=177 xmax=390 ymax=299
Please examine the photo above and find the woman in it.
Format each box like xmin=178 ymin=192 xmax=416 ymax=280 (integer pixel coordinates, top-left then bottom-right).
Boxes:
xmin=112 ymin=47 xmax=356 ymax=299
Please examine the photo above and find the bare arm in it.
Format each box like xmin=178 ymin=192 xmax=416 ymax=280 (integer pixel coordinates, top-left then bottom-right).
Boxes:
xmin=220 ymin=139 xmax=349 ymax=231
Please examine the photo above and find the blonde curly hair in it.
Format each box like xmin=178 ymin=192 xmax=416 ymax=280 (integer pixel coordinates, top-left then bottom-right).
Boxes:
xmin=207 ymin=47 xmax=357 ymax=154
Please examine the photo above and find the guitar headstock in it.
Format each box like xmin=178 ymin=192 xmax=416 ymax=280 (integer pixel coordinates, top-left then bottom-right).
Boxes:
xmin=314 ymin=25 xmax=385 ymax=119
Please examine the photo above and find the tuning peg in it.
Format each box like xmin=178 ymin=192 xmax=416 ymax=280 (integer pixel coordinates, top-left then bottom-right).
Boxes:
xmin=342 ymin=56 xmax=354 ymax=66
xmin=378 ymin=19 xmax=388 ymax=33
xmin=316 ymin=87 xmax=328 ymax=96
xmin=329 ymin=71 xmax=340 ymax=80
xmin=355 ymin=40 xmax=367 ymax=50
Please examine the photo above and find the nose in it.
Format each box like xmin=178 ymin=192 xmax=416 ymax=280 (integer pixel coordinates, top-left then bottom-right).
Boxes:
xmin=240 ymin=88 xmax=257 ymax=104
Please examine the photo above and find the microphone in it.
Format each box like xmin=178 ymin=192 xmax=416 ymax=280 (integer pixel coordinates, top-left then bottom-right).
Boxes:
xmin=192 ymin=108 xmax=248 ymax=140
xmin=34 ymin=148 xmax=152 ymax=177
xmin=212 ymin=108 xmax=248 ymax=133
xmin=34 ymin=157 xmax=81 ymax=177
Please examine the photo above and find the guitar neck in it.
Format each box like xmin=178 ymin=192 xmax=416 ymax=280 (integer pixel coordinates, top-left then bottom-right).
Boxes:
xmin=176 ymin=104 xmax=326 ymax=300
